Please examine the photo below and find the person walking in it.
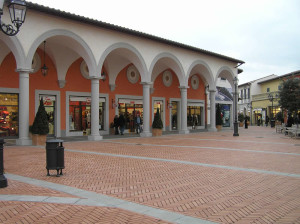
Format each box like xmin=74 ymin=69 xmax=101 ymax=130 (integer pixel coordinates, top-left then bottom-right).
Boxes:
xmin=113 ymin=115 xmax=119 ymax=135
xmin=135 ymin=113 xmax=141 ymax=134
xmin=266 ymin=116 xmax=269 ymax=127
xmin=118 ymin=113 xmax=126 ymax=135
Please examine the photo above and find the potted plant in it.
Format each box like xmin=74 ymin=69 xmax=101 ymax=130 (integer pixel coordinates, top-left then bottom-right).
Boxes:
xmin=31 ymin=98 xmax=49 ymax=146
xmin=238 ymin=113 xmax=245 ymax=127
xmin=215 ymin=104 xmax=223 ymax=131
xmin=152 ymin=108 xmax=163 ymax=136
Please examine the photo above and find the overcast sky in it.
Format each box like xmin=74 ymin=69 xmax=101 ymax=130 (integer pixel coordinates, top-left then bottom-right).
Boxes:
xmin=28 ymin=0 xmax=300 ymax=84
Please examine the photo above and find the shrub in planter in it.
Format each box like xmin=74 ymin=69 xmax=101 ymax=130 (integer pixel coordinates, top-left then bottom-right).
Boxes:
xmin=152 ymin=108 xmax=163 ymax=136
xmin=31 ymin=98 xmax=49 ymax=145
xmin=238 ymin=113 xmax=245 ymax=127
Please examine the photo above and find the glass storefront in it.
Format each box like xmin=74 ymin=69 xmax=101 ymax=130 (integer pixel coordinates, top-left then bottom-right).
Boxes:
xmin=69 ymin=96 xmax=105 ymax=135
xmin=40 ymin=95 xmax=56 ymax=136
xmin=118 ymin=99 xmax=143 ymax=132
xmin=187 ymin=105 xmax=201 ymax=127
xmin=0 ymin=93 xmax=18 ymax=137
xmin=171 ymin=102 xmax=178 ymax=130
xmin=221 ymin=104 xmax=231 ymax=127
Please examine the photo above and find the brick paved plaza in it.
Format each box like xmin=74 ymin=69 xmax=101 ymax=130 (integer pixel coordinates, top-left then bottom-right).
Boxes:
xmin=0 ymin=126 xmax=299 ymax=224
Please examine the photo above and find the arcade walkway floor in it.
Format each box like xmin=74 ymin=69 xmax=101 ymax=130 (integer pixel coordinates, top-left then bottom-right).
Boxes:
xmin=1 ymin=126 xmax=299 ymax=224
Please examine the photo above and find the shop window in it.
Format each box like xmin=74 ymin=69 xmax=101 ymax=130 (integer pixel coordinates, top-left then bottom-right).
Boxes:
xmin=0 ymin=93 xmax=19 ymax=137
xmin=221 ymin=104 xmax=231 ymax=127
xmin=118 ymin=99 xmax=143 ymax=132
xmin=187 ymin=105 xmax=201 ymax=127
xmin=69 ymin=96 xmax=105 ymax=135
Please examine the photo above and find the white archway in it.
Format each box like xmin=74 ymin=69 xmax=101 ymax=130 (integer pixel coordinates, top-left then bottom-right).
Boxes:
xmin=98 ymin=42 xmax=148 ymax=84
xmin=149 ymin=52 xmax=186 ymax=86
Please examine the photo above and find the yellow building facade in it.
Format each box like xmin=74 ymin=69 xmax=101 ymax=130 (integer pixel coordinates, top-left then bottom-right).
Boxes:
xmin=252 ymin=78 xmax=281 ymax=126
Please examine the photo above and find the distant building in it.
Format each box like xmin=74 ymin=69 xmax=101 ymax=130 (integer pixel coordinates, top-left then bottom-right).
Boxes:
xmin=239 ymin=70 xmax=300 ymax=126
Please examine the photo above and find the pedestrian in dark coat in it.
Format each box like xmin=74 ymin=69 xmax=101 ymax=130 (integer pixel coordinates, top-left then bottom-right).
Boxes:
xmin=113 ymin=115 xmax=119 ymax=135
xmin=118 ymin=113 xmax=126 ymax=135
xmin=245 ymin=116 xmax=248 ymax=129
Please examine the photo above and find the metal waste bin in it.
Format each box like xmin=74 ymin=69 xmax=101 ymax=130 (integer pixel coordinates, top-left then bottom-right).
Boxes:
xmin=46 ymin=139 xmax=64 ymax=177
xmin=270 ymin=119 xmax=275 ymax=128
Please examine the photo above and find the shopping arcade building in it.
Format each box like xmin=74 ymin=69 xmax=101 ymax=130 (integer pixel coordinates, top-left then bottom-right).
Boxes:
xmin=0 ymin=2 xmax=244 ymax=145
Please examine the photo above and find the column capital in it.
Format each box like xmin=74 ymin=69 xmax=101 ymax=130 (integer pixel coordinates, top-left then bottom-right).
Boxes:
xmin=16 ymin=68 xmax=34 ymax=73
xmin=140 ymin=82 xmax=153 ymax=86
xmin=89 ymin=76 xmax=100 ymax=80
xmin=179 ymin=85 xmax=189 ymax=90
xmin=209 ymin=89 xmax=217 ymax=93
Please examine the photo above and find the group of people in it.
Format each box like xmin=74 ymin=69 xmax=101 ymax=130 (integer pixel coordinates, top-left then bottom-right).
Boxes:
xmin=113 ymin=113 xmax=142 ymax=135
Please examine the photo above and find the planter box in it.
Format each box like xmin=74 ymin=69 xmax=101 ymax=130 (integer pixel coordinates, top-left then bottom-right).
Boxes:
xmin=152 ymin=128 xmax=162 ymax=136
xmin=216 ymin=125 xmax=222 ymax=131
xmin=32 ymin=134 xmax=47 ymax=146
xmin=239 ymin=122 xmax=244 ymax=127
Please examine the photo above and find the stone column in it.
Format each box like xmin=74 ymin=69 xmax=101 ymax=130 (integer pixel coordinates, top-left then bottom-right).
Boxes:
xmin=16 ymin=69 xmax=32 ymax=146
xmin=209 ymin=90 xmax=217 ymax=132
xmin=88 ymin=78 xmax=103 ymax=141
xmin=140 ymin=82 xmax=152 ymax=137
xmin=179 ymin=86 xmax=189 ymax=134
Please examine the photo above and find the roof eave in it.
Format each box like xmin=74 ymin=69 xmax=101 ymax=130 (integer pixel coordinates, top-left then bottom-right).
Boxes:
xmin=26 ymin=2 xmax=244 ymax=64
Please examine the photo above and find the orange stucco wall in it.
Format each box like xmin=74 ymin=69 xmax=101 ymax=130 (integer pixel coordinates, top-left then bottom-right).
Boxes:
xmin=1 ymin=53 xmax=206 ymax=134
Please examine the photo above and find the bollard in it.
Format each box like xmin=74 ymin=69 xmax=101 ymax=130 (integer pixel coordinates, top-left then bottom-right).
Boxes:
xmin=0 ymin=138 xmax=8 ymax=188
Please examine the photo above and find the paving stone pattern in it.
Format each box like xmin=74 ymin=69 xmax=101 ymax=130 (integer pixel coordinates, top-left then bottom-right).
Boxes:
xmin=0 ymin=126 xmax=300 ymax=223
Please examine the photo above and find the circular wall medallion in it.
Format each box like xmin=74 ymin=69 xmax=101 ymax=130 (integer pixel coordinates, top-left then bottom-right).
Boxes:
xmin=191 ymin=75 xmax=199 ymax=90
xmin=31 ymin=52 xmax=41 ymax=73
xmin=162 ymin=70 xmax=173 ymax=87
xmin=80 ymin=60 xmax=89 ymax=79
xmin=127 ymin=65 xmax=140 ymax=84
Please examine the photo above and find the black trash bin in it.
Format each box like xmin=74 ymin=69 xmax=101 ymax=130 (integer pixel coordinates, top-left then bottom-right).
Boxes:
xmin=270 ymin=120 xmax=275 ymax=128
xmin=46 ymin=139 xmax=64 ymax=177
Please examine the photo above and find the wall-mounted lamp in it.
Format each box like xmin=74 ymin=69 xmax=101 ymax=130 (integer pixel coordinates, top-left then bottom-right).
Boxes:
xmin=111 ymin=99 xmax=117 ymax=109
xmin=0 ymin=0 xmax=27 ymax=36
xmin=166 ymin=100 xmax=172 ymax=109
xmin=101 ymin=71 xmax=106 ymax=82
xmin=41 ymin=40 xmax=48 ymax=76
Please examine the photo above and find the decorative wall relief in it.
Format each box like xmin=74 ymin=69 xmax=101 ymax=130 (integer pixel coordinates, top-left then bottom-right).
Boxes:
xmin=162 ymin=70 xmax=173 ymax=87
xmin=191 ymin=75 xmax=199 ymax=90
xmin=80 ymin=60 xmax=89 ymax=79
xmin=32 ymin=52 xmax=41 ymax=73
xmin=127 ymin=65 xmax=140 ymax=84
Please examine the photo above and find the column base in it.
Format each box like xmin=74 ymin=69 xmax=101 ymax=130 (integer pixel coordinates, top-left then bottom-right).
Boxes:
xmin=208 ymin=127 xmax=217 ymax=132
xmin=179 ymin=129 xmax=190 ymax=134
xmin=140 ymin=132 xmax=152 ymax=137
xmin=16 ymin=138 xmax=32 ymax=146
xmin=88 ymin=135 xmax=103 ymax=141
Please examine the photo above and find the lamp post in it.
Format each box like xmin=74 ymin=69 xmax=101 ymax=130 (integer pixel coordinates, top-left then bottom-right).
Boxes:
xmin=233 ymin=76 xmax=239 ymax=136
xmin=247 ymin=102 xmax=252 ymax=125
xmin=0 ymin=138 xmax=7 ymax=188
xmin=0 ymin=0 xmax=27 ymax=36
xmin=268 ymin=93 xmax=278 ymax=128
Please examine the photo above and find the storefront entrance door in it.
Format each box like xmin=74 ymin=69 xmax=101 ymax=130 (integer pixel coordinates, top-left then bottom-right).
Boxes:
xmin=171 ymin=102 xmax=178 ymax=130
xmin=40 ymin=95 xmax=56 ymax=136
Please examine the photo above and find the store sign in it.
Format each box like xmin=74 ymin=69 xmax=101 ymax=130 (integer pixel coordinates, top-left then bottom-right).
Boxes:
xmin=70 ymin=96 xmax=105 ymax=102
xmin=118 ymin=99 xmax=143 ymax=105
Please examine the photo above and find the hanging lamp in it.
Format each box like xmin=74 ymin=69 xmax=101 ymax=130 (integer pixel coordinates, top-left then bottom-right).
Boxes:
xmin=41 ymin=40 xmax=48 ymax=76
